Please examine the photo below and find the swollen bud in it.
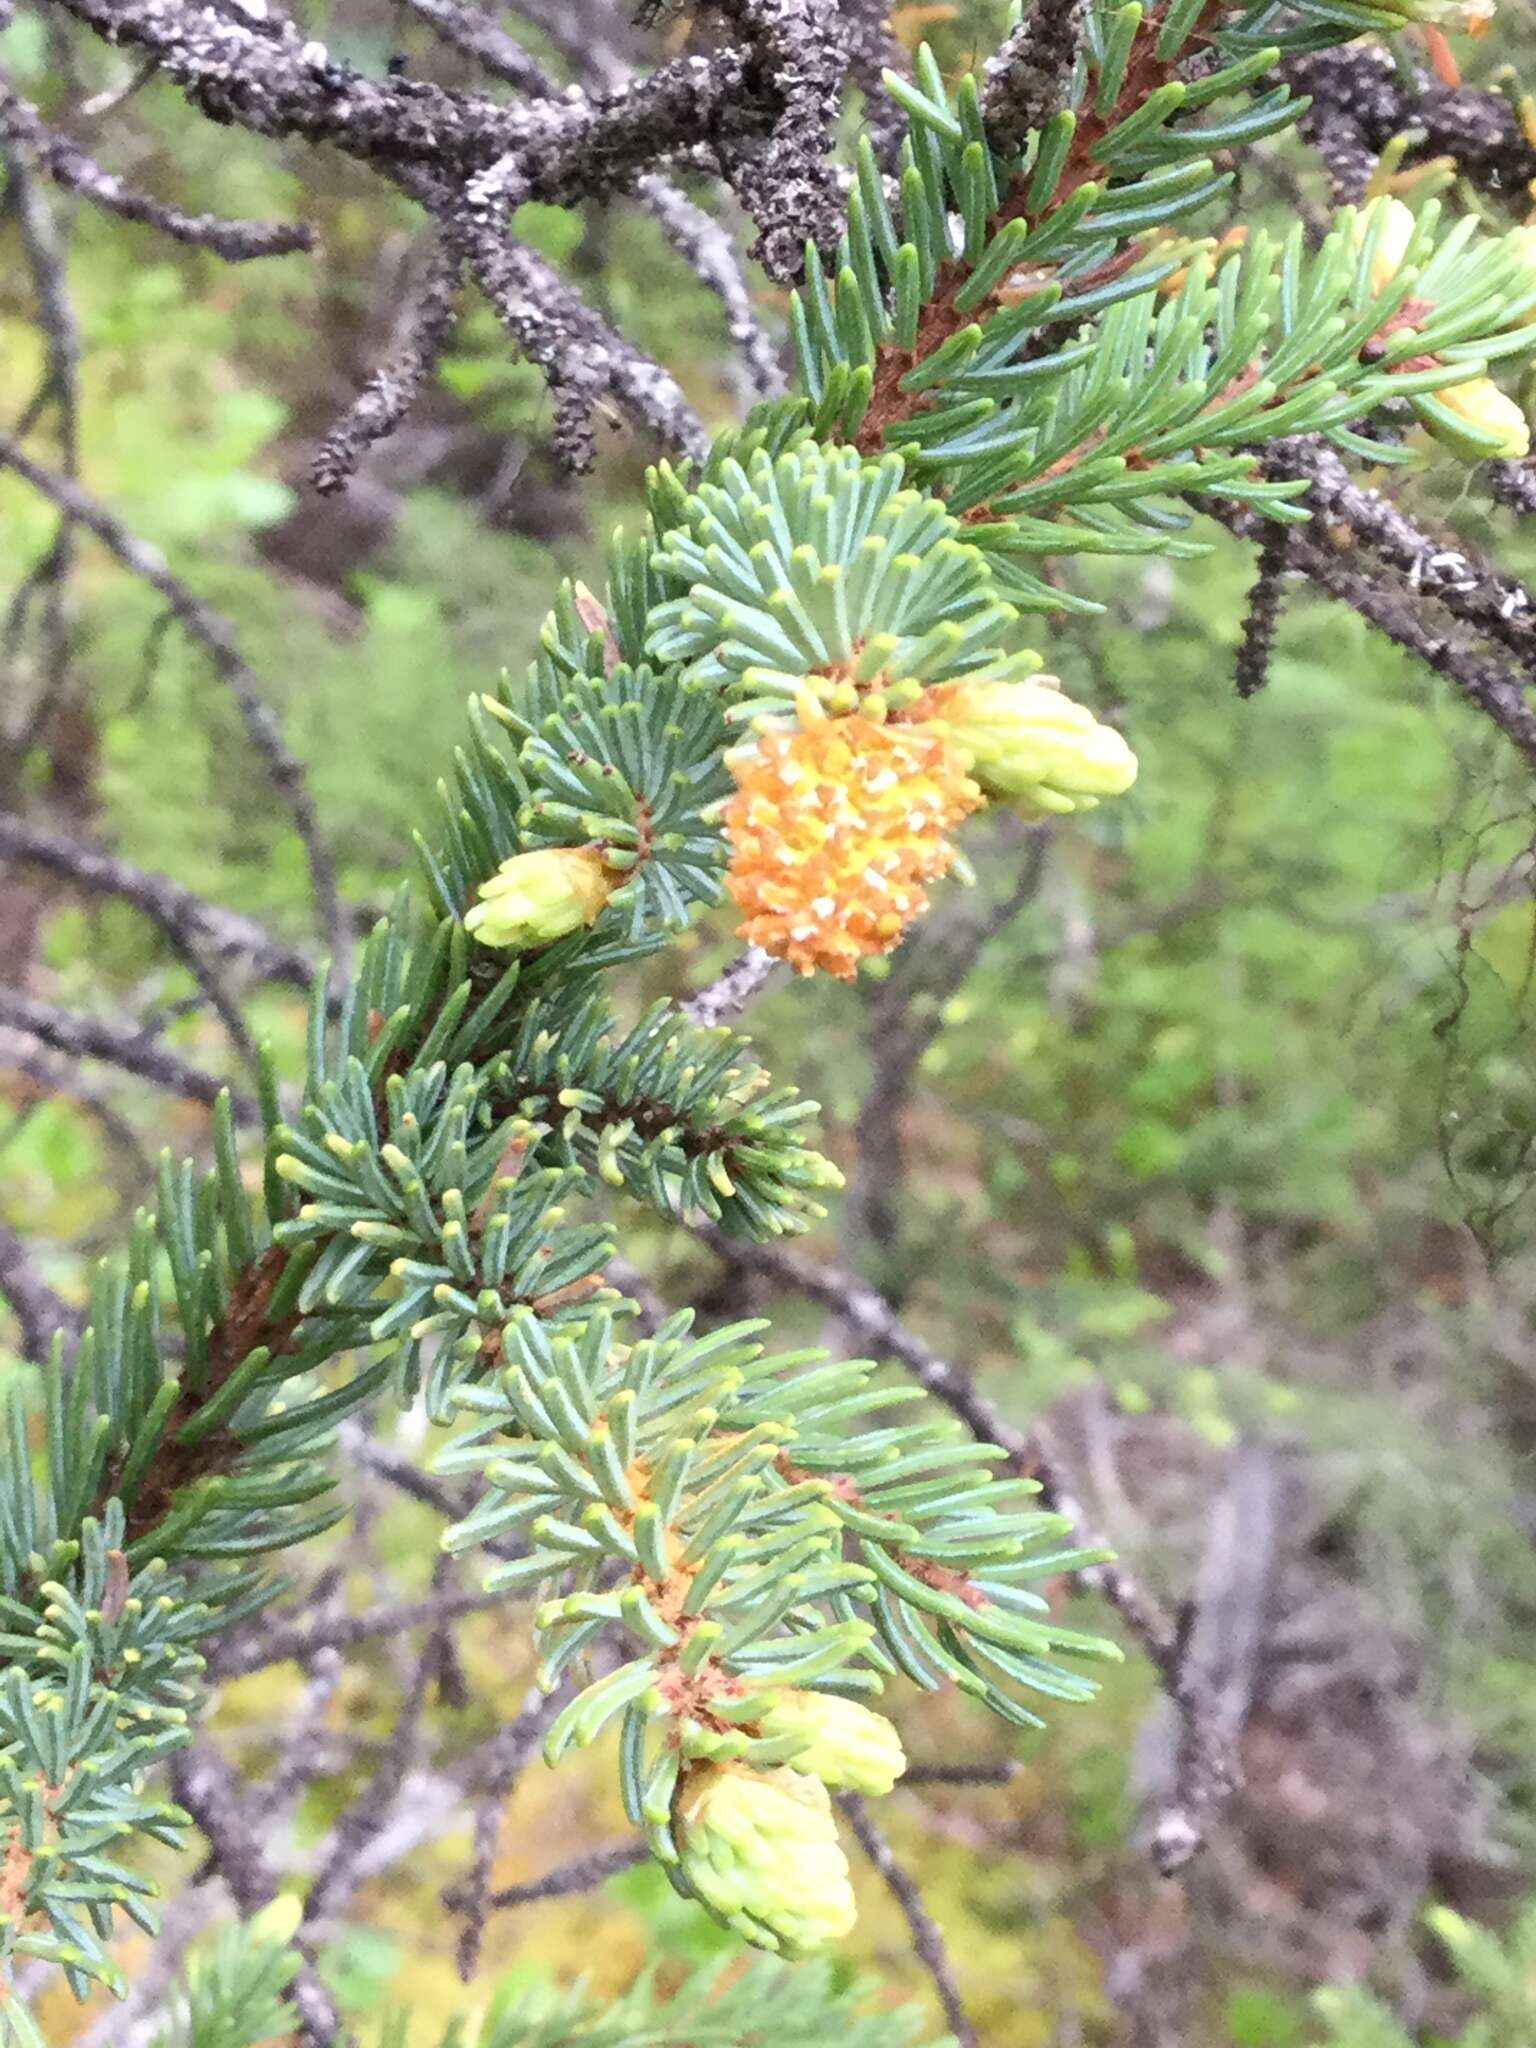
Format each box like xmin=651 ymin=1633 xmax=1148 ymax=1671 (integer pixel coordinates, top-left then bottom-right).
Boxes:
xmin=1421 ymin=377 xmax=1531 ymax=460
xmin=753 ymin=1689 xmax=906 ymax=1795
xmin=1352 ymin=195 xmax=1417 ymax=298
xmin=920 ymin=677 xmax=1138 ymax=816
xmin=464 ymin=846 xmax=617 ymax=950
xmin=675 ymin=1763 xmax=857 ymax=1954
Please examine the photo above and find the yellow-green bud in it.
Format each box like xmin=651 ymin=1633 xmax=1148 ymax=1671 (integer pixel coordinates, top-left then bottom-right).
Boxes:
xmin=1352 ymin=195 xmax=1417 ymax=298
xmin=1503 ymin=224 xmax=1536 ymax=324
xmin=753 ymin=1689 xmax=906 ymax=1795
xmin=923 ymin=677 xmax=1138 ymax=816
xmin=464 ymin=846 xmax=616 ymax=950
xmin=675 ymin=1764 xmax=857 ymax=1954
xmin=1422 ymin=376 xmax=1530 ymax=460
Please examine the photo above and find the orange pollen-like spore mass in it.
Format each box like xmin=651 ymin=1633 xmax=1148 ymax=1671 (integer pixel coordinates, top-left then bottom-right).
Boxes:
xmin=723 ymin=712 xmax=982 ymax=979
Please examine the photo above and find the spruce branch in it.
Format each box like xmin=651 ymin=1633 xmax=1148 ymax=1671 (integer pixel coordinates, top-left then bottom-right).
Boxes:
xmin=12 ymin=2 xmax=1536 ymax=2028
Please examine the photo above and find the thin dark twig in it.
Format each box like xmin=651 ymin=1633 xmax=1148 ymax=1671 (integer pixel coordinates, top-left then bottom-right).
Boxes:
xmin=0 ymin=816 xmax=315 ymax=988
xmin=983 ymin=0 xmax=1089 ymax=156
xmin=0 ymin=69 xmax=313 ymax=258
xmin=3 ymin=137 xmax=80 ymax=775
xmin=0 ymin=1217 xmax=81 ymax=1361
xmin=1234 ymin=521 xmax=1291 ymax=699
xmin=838 ymin=1795 xmax=977 ymax=2048
xmin=303 ymin=1615 xmax=440 ymax=1925
xmin=903 ymin=1759 xmax=1017 ymax=1787
xmin=0 ymin=431 xmax=348 ymax=975
xmin=171 ymin=1744 xmax=343 ymax=2048
xmin=207 ymin=1585 xmax=507 ymax=1679
xmin=845 ymin=822 xmax=1050 ymax=1285
xmin=450 ymin=1680 xmax=561 ymax=1978
xmin=0 ymin=1026 xmax=154 ymax=1186
xmin=471 ymin=1839 xmax=647 ymax=1912
xmin=312 ymin=242 xmax=463 ymax=493
xmin=0 ymin=987 xmax=260 ymax=1123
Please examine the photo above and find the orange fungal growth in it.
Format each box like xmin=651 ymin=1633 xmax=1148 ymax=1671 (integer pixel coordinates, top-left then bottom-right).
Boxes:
xmin=723 ymin=710 xmax=981 ymax=980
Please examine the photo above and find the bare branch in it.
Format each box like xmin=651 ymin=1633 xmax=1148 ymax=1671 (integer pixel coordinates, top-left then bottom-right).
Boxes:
xmin=303 ymin=1618 xmax=439 ymax=1927
xmin=835 ymin=0 xmax=909 ymax=170
xmin=0 ymin=67 xmax=313 ymax=258
xmin=401 ymin=0 xmax=553 ymax=95
xmin=449 ymin=1680 xmax=561 ymax=1979
xmin=682 ymin=945 xmax=783 ymax=1027
xmin=311 ymin=242 xmax=463 ymax=493
xmin=0 ymin=1217 xmax=81 ymax=1362
xmin=1146 ymin=1444 xmax=1282 ymax=1873
xmin=0 ymin=987 xmax=259 ymax=1122
xmin=1277 ymin=528 xmax=1536 ymax=768
xmin=2 ymin=138 xmax=80 ymax=776
xmin=838 ymin=1795 xmax=977 ymax=2048
xmin=207 ymin=1585 xmax=507 ymax=1680
xmin=635 ymin=175 xmax=785 ymax=400
xmin=0 ymin=1025 xmax=154 ymax=1184
xmin=170 ymin=1744 xmax=341 ymax=2048
xmin=903 ymin=1760 xmax=1017 ymax=1787
xmin=0 ymin=430 xmax=347 ymax=970
xmin=983 ymin=0 xmax=1089 ymax=157
xmin=0 ymin=815 xmax=314 ymax=987
xmin=1233 ymin=520 xmax=1292 ymax=700
xmin=401 ymin=0 xmax=785 ymax=413
xmin=1267 ymin=436 xmax=1536 ymax=679
xmin=474 ymin=1839 xmax=647 ymax=1912
xmin=1287 ymin=44 xmax=1536 ymax=208
xmin=713 ymin=0 xmax=849 ymax=281
xmin=449 ymin=170 xmax=708 ymax=466
xmin=48 ymin=0 xmax=744 ymax=203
